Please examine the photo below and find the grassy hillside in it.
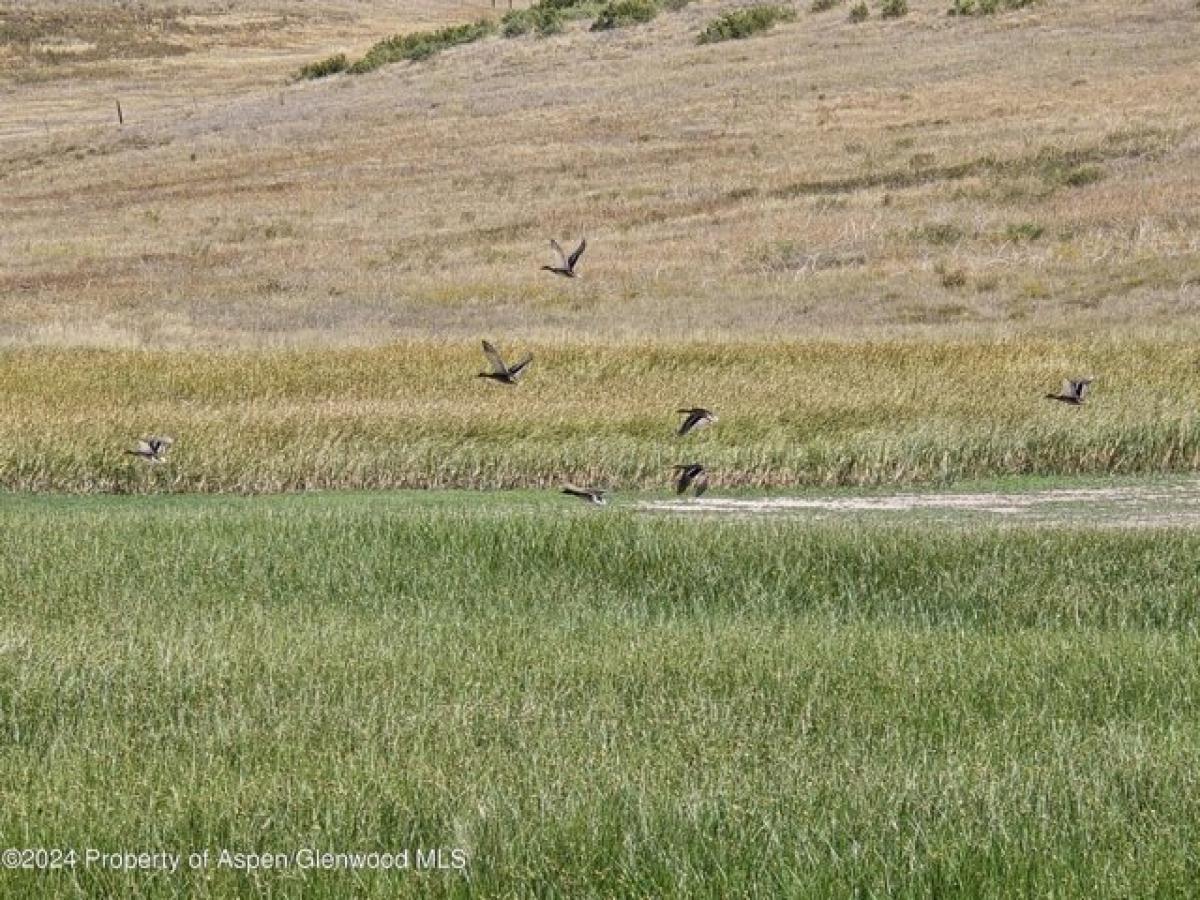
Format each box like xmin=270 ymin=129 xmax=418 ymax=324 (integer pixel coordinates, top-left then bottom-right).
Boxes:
xmin=1 ymin=0 xmax=1197 ymax=346
xmin=1 ymin=494 xmax=1200 ymax=896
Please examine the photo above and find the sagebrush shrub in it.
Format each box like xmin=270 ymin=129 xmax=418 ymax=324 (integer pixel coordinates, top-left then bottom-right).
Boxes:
xmin=348 ymin=20 xmax=495 ymax=73
xmin=295 ymin=53 xmax=348 ymax=80
xmin=950 ymin=0 xmax=1035 ymax=14
xmin=503 ymin=5 xmax=568 ymax=35
xmin=697 ymin=4 xmax=797 ymax=43
xmin=592 ymin=0 xmax=660 ymax=30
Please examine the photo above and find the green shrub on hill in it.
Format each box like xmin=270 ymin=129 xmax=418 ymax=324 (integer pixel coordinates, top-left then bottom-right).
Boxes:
xmin=502 ymin=7 xmax=567 ymax=36
xmin=592 ymin=0 xmax=661 ymax=30
xmin=347 ymin=20 xmax=495 ymax=73
xmin=295 ymin=53 xmax=348 ymax=81
xmin=697 ymin=4 xmax=797 ymax=43
xmin=949 ymin=0 xmax=1036 ymax=14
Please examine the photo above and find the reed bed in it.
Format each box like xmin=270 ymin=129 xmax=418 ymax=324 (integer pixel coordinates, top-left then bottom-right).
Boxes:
xmin=2 ymin=339 xmax=1199 ymax=493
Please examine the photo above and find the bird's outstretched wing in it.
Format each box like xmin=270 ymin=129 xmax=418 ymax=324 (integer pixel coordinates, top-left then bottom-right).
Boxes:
xmin=677 ymin=409 xmax=705 ymax=436
xmin=1061 ymin=380 xmax=1075 ymax=399
xmin=549 ymin=239 xmax=567 ymax=268
xmin=567 ymin=238 xmax=587 ymax=270
xmin=1074 ymin=379 xmax=1091 ymax=401
xmin=508 ymin=354 xmax=533 ymax=379
xmin=481 ymin=340 xmax=508 ymax=375
xmin=691 ymin=470 xmax=709 ymax=497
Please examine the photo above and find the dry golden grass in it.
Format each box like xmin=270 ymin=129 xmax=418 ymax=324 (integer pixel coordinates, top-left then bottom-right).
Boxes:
xmin=3 ymin=339 xmax=1199 ymax=492
xmin=1 ymin=0 xmax=1198 ymax=346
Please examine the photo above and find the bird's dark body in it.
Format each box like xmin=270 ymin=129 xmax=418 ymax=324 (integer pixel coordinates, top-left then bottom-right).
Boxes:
xmin=673 ymin=463 xmax=708 ymax=497
xmin=478 ymin=372 xmax=520 ymax=385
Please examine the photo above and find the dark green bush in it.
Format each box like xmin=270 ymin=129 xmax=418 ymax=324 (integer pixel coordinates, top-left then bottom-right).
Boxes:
xmin=949 ymin=0 xmax=1034 ymax=14
xmin=537 ymin=10 xmax=567 ymax=33
xmin=880 ymin=0 xmax=908 ymax=16
xmin=848 ymin=1 xmax=869 ymax=20
xmin=811 ymin=0 xmax=842 ymax=11
xmin=348 ymin=19 xmax=495 ymax=73
xmin=295 ymin=53 xmax=348 ymax=81
xmin=502 ymin=7 xmax=565 ymax=36
xmin=534 ymin=0 xmax=606 ymax=18
xmin=501 ymin=9 xmax=536 ymax=35
xmin=697 ymin=4 xmax=797 ymax=43
xmin=539 ymin=0 xmax=598 ymax=10
xmin=592 ymin=0 xmax=660 ymax=30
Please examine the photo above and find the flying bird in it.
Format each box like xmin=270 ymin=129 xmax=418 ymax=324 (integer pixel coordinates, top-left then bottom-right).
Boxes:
xmin=1045 ymin=378 xmax=1093 ymax=405
xmin=477 ymin=340 xmax=533 ymax=385
xmin=673 ymin=463 xmax=708 ymax=497
xmin=676 ymin=407 xmax=717 ymax=436
xmin=541 ymin=238 xmax=587 ymax=278
xmin=126 ymin=435 xmax=174 ymax=463
xmin=561 ymin=485 xmax=607 ymax=505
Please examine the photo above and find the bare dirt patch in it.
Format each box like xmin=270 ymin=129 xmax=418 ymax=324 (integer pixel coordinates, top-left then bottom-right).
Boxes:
xmin=639 ymin=480 xmax=1200 ymax=528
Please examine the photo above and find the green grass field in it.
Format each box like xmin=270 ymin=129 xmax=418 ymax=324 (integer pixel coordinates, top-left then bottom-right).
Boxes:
xmin=2 ymin=491 xmax=1200 ymax=897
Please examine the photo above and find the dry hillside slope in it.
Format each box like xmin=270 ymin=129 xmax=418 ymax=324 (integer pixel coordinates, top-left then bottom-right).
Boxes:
xmin=1 ymin=0 xmax=1198 ymax=346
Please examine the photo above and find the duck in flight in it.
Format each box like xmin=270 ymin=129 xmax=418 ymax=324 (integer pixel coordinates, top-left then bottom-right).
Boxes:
xmin=677 ymin=408 xmax=717 ymax=436
xmin=673 ymin=463 xmax=708 ymax=497
xmin=1045 ymin=378 xmax=1093 ymax=405
xmin=542 ymin=238 xmax=587 ymax=278
xmin=478 ymin=340 xmax=533 ymax=385
xmin=561 ymin=485 xmax=607 ymax=505
xmin=126 ymin=435 xmax=174 ymax=463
